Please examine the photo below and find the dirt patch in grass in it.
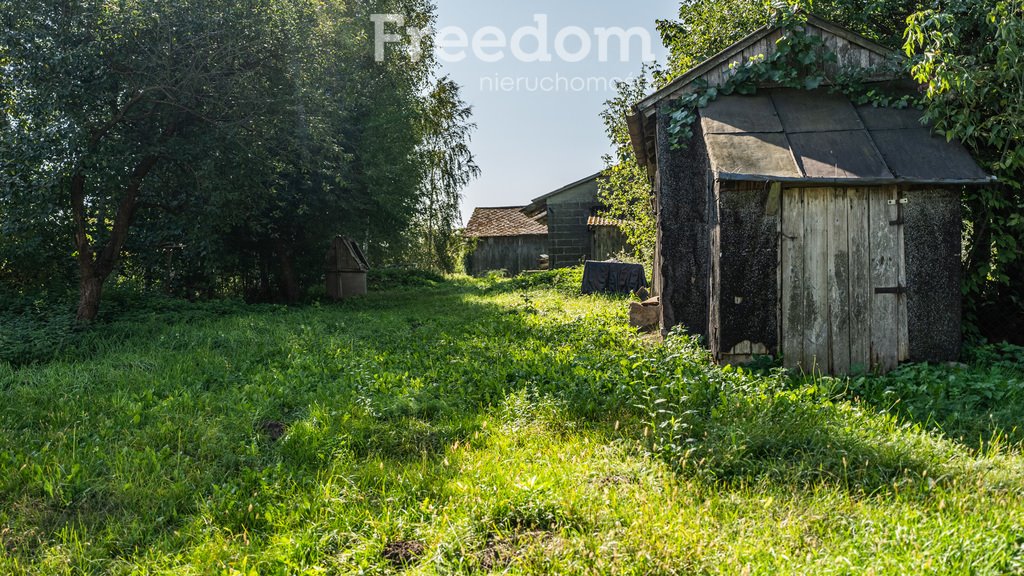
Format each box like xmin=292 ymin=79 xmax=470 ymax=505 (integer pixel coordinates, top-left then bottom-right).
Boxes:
xmin=382 ymin=539 xmax=426 ymax=567
xmin=258 ymin=420 xmax=287 ymax=441
xmin=475 ymin=530 xmax=564 ymax=571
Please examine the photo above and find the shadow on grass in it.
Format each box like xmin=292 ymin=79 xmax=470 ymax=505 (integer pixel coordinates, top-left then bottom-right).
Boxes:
xmin=840 ymin=358 xmax=1024 ymax=451
xmin=0 ymin=279 xmax=1002 ymax=569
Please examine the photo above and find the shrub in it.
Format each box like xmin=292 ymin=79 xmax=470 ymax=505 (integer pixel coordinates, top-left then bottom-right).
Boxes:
xmin=367 ymin=268 xmax=445 ymax=291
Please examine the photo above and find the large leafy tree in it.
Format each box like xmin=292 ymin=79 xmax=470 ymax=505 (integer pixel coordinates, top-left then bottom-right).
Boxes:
xmin=906 ymin=0 xmax=1024 ymax=340
xmin=2 ymin=0 xmax=477 ymax=313
xmin=597 ymin=69 xmax=657 ymax=266
xmin=2 ymin=0 xmax=310 ymax=319
xmin=409 ymin=76 xmax=480 ymax=274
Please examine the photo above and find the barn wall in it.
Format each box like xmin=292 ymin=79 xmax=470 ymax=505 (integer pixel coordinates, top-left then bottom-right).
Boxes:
xmin=903 ymin=188 xmax=962 ymax=361
xmin=547 ymin=179 xmax=600 ymax=269
xmin=656 ymin=104 xmax=713 ymax=339
xmin=466 ymin=235 xmax=548 ymax=276
xmin=547 ymin=201 xmax=592 ymax=269
xmin=711 ymin=181 xmax=780 ymax=359
xmin=591 ymin=226 xmax=629 ymax=261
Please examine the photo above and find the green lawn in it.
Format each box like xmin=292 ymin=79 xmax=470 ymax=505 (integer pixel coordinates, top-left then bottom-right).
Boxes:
xmin=1 ymin=274 xmax=1023 ymax=574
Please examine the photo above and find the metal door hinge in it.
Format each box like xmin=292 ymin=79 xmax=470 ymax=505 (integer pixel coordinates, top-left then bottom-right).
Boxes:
xmin=874 ymin=286 xmax=906 ymax=295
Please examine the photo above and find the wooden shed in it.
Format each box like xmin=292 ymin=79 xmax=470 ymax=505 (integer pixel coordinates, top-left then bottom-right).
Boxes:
xmin=628 ymin=15 xmax=991 ymax=374
xmin=463 ymin=207 xmax=548 ymax=276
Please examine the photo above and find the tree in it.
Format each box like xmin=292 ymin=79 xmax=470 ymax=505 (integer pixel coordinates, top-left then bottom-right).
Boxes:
xmin=411 ymin=76 xmax=480 ymax=274
xmin=906 ymin=0 xmax=1024 ymax=339
xmin=2 ymin=0 xmax=310 ymax=320
xmin=3 ymin=0 xmax=474 ymax=312
xmin=597 ymin=69 xmax=657 ymax=265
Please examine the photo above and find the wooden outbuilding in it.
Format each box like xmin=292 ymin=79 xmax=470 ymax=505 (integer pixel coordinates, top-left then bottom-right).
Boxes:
xmin=463 ymin=207 xmax=548 ymax=276
xmin=464 ymin=174 xmax=632 ymax=276
xmin=628 ymin=15 xmax=991 ymax=374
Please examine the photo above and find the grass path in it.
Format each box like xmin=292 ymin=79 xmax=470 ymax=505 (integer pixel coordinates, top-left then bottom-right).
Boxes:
xmin=1 ymin=280 xmax=1023 ymax=574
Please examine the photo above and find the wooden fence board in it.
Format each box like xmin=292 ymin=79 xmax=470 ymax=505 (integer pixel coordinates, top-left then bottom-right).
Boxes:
xmin=869 ymin=187 xmax=898 ymax=372
xmin=828 ymin=188 xmax=851 ymax=374
xmin=781 ymin=187 xmax=805 ymax=370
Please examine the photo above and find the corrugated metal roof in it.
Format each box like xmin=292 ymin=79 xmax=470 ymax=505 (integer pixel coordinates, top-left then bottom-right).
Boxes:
xmin=464 ymin=207 xmax=548 ymax=238
xmin=700 ymin=89 xmax=990 ymax=185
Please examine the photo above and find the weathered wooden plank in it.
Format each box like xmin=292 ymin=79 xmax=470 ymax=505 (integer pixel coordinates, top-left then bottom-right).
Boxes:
xmin=847 ymin=187 xmax=872 ymax=373
xmin=828 ymin=188 xmax=851 ymax=374
xmin=803 ymin=188 xmax=830 ymax=375
xmin=825 ymin=34 xmax=840 ymax=77
xmin=781 ymin=187 xmax=805 ymax=370
xmin=896 ymin=189 xmax=910 ymax=362
xmin=869 ymin=187 xmax=899 ymax=372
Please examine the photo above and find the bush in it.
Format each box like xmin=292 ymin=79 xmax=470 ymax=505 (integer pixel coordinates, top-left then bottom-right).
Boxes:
xmin=487 ymin=267 xmax=585 ymax=296
xmin=846 ymin=348 xmax=1024 ymax=446
xmin=367 ymin=268 xmax=445 ymax=291
xmin=0 ymin=293 xmax=79 ymax=367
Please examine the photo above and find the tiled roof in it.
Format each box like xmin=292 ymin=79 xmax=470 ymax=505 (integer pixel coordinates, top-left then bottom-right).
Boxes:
xmin=464 ymin=207 xmax=548 ymax=238
xmin=588 ymin=216 xmax=626 ymax=227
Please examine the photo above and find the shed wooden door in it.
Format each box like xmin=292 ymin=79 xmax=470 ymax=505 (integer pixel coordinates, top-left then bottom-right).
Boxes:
xmin=780 ymin=186 xmax=908 ymax=374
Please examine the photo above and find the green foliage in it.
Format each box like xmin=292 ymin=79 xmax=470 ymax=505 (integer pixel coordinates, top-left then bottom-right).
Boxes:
xmin=0 ymin=294 xmax=78 ymax=367
xmin=847 ymin=343 xmax=1024 ymax=446
xmin=597 ymin=69 xmax=658 ymax=267
xmin=905 ymin=0 xmax=1024 ymax=341
xmin=366 ymin=268 xmax=446 ymax=291
xmin=0 ymin=0 xmax=477 ymax=315
xmin=403 ymin=77 xmax=481 ymax=274
xmin=490 ymin=266 xmax=586 ymax=296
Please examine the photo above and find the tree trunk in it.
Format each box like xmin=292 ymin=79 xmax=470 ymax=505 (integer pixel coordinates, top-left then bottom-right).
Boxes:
xmin=275 ymin=239 xmax=301 ymax=303
xmin=77 ymin=274 xmax=104 ymax=322
xmin=70 ymin=153 xmax=161 ymax=322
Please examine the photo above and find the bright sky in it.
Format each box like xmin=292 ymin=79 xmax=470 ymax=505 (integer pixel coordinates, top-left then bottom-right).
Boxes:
xmin=431 ymin=0 xmax=678 ymax=222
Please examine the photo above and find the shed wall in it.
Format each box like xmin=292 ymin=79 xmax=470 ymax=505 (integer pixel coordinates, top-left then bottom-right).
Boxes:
xmin=466 ymin=235 xmax=547 ymax=276
xmin=657 ymin=106 xmax=713 ymax=339
xmin=711 ymin=181 xmax=780 ymax=360
xmin=904 ymin=188 xmax=962 ymax=361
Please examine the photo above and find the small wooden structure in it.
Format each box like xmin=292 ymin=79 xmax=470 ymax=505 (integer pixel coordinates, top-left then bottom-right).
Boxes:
xmin=325 ymin=236 xmax=369 ymax=300
xmin=588 ymin=215 xmax=630 ymax=262
xmin=463 ymin=207 xmax=548 ymax=276
xmin=628 ymin=15 xmax=990 ymax=374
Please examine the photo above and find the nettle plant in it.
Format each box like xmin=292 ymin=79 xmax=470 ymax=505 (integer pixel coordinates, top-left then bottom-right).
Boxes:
xmin=666 ymin=10 xmax=912 ymax=150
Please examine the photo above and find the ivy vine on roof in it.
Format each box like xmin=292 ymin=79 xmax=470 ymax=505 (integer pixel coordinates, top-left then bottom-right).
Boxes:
xmin=666 ymin=8 xmax=916 ymax=150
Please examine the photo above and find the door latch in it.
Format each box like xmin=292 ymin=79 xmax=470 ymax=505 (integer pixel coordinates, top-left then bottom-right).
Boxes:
xmin=888 ymin=197 xmax=908 ymax=226
xmin=874 ymin=286 xmax=906 ymax=295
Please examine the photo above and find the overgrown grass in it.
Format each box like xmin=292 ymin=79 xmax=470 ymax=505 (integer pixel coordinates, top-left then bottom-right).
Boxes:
xmin=1 ymin=274 xmax=1023 ymax=574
